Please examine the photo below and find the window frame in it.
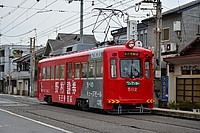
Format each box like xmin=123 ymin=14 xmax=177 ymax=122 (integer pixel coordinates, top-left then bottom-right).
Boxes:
xmin=162 ymin=27 xmax=170 ymax=41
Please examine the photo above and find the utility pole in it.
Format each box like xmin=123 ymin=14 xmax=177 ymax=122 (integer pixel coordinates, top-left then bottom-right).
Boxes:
xmin=80 ymin=0 xmax=83 ymax=44
xmin=32 ymin=37 xmax=36 ymax=97
xmin=8 ymin=46 xmax=11 ymax=94
xmin=154 ymin=0 xmax=162 ymax=107
xmin=135 ymin=0 xmax=162 ymax=107
xmin=30 ymin=38 xmax=33 ymax=97
xmin=68 ymin=0 xmax=83 ymax=44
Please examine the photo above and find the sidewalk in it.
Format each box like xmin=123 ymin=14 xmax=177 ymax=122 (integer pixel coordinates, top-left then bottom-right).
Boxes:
xmin=152 ymin=108 xmax=200 ymax=120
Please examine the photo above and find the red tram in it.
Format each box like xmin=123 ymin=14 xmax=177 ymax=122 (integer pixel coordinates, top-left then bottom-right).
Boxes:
xmin=37 ymin=40 xmax=154 ymax=114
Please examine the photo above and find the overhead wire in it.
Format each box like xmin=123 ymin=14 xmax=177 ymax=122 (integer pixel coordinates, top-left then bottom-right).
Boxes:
xmin=0 ymin=0 xmax=28 ymax=19
xmin=2 ymin=0 xmax=58 ymax=35
xmin=41 ymin=0 xmax=134 ymax=43
xmin=2 ymin=1 xmax=38 ymax=31
xmin=3 ymin=0 xmax=136 ymax=45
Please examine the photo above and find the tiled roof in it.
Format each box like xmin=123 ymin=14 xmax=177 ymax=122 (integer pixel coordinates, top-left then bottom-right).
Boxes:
xmin=51 ymin=33 xmax=96 ymax=51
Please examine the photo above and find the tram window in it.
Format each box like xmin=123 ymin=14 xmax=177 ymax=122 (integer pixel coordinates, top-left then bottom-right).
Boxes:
xmin=42 ymin=67 xmax=46 ymax=79
xmin=81 ymin=62 xmax=87 ymax=78
xmin=75 ymin=63 xmax=80 ymax=78
xmin=96 ymin=60 xmax=103 ymax=78
xmin=120 ymin=59 xmax=142 ymax=78
xmin=46 ymin=66 xmax=50 ymax=79
xmin=68 ymin=63 xmax=72 ymax=79
xmin=110 ymin=59 xmax=116 ymax=78
xmin=56 ymin=65 xmax=59 ymax=79
xmin=51 ymin=66 xmax=54 ymax=80
xmin=88 ymin=61 xmax=95 ymax=78
xmin=60 ymin=65 xmax=64 ymax=79
xmin=145 ymin=60 xmax=150 ymax=79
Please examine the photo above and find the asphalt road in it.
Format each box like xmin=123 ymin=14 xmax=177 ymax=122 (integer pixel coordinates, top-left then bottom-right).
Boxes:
xmin=0 ymin=108 xmax=73 ymax=133
xmin=0 ymin=94 xmax=200 ymax=133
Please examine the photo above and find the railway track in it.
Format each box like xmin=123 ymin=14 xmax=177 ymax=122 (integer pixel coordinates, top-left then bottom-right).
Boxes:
xmin=1 ymin=94 xmax=200 ymax=133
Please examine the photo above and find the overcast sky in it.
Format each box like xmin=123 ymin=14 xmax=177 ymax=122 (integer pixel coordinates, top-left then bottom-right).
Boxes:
xmin=0 ymin=0 xmax=194 ymax=46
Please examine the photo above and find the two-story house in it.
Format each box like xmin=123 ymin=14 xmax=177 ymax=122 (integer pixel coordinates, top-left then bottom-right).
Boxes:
xmin=0 ymin=45 xmax=38 ymax=94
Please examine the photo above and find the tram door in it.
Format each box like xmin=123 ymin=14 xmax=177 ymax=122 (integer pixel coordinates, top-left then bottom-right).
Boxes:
xmin=66 ymin=63 xmax=74 ymax=104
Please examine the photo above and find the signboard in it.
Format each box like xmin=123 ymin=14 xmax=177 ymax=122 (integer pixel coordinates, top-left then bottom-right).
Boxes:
xmin=161 ymin=76 xmax=168 ymax=101
xmin=126 ymin=81 xmax=140 ymax=86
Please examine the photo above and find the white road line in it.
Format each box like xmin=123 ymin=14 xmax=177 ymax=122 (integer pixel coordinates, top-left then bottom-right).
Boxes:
xmin=0 ymin=108 xmax=74 ymax=133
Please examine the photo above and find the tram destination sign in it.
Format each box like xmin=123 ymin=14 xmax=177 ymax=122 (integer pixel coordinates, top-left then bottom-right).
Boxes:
xmin=126 ymin=81 xmax=140 ymax=86
xmin=124 ymin=52 xmax=140 ymax=57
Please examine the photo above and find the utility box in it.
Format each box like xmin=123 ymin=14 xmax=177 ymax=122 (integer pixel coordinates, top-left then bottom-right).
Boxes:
xmin=173 ymin=21 xmax=181 ymax=31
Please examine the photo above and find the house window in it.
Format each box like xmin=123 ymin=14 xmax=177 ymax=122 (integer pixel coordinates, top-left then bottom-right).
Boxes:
xmin=197 ymin=25 xmax=200 ymax=35
xmin=176 ymin=78 xmax=200 ymax=103
xmin=182 ymin=70 xmax=190 ymax=75
xmin=192 ymin=70 xmax=200 ymax=75
xmin=162 ymin=27 xmax=170 ymax=41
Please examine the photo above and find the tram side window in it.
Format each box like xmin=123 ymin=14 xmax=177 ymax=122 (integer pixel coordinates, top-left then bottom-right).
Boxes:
xmin=42 ymin=67 xmax=46 ymax=79
xmin=51 ymin=66 xmax=54 ymax=80
xmin=75 ymin=63 xmax=80 ymax=78
xmin=56 ymin=65 xmax=59 ymax=79
xmin=110 ymin=59 xmax=116 ymax=78
xmin=145 ymin=60 xmax=150 ymax=79
xmin=88 ymin=61 xmax=95 ymax=78
xmin=81 ymin=62 xmax=87 ymax=78
xmin=60 ymin=65 xmax=64 ymax=79
xmin=46 ymin=66 xmax=50 ymax=79
xmin=96 ymin=60 xmax=103 ymax=78
xmin=68 ymin=63 xmax=72 ymax=79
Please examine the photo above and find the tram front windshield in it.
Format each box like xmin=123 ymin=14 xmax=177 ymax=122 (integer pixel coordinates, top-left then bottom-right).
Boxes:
xmin=120 ymin=59 xmax=142 ymax=78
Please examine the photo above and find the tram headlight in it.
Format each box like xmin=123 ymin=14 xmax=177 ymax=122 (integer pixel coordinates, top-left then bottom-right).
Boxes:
xmin=125 ymin=40 xmax=135 ymax=49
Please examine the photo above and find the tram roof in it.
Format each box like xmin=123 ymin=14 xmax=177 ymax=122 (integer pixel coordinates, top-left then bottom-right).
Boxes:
xmin=39 ymin=45 xmax=151 ymax=63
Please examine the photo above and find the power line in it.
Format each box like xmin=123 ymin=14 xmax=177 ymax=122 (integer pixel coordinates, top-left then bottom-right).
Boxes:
xmin=0 ymin=0 xmax=28 ymax=19
xmin=2 ymin=0 xmax=58 ymax=34
xmin=2 ymin=0 xmax=136 ymax=45
xmin=2 ymin=1 xmax=38 ymax=31
xmin=2 ymin=28 xmax=36 ymax=37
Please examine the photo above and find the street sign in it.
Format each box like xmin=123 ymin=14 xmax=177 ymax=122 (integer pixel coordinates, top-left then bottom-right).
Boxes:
xmin=161 ymin=76 xmax=168 ymax=101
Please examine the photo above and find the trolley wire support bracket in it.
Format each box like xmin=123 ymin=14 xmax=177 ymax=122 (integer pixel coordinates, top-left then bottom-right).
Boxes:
xmin=92 ymin=8 xmax=128 ymax=44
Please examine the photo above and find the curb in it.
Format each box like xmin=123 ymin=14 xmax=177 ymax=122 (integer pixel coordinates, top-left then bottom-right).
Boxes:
xmin=152 ymin=108 xmax=200 ymax=120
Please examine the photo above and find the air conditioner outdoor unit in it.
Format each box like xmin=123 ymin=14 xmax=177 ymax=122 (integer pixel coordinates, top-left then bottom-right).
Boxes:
xmin=167 ymin=43 xmax=177 ymax=52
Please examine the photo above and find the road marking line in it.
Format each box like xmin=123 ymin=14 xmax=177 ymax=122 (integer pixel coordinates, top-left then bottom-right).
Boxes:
xmin=0 ymin=108 xmax=73 ymax=133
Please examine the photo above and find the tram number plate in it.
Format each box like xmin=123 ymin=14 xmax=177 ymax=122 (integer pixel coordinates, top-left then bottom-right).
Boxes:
xmin=128 ymin=87 xmax=137 ymax=92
